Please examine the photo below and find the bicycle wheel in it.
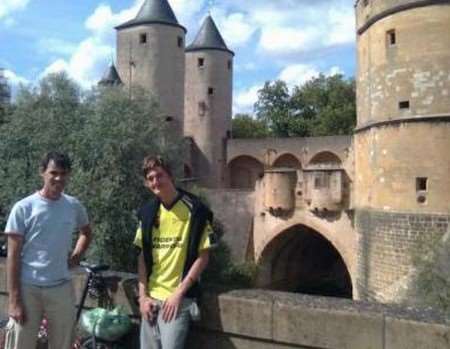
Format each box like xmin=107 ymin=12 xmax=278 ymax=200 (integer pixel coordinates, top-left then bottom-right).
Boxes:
xmin=79 ymin=337 xmax=113 ymax=349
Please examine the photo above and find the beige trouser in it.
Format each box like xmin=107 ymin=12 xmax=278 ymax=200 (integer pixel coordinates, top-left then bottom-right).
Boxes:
xmin=5 ymin=281 xmax=76 ymax=349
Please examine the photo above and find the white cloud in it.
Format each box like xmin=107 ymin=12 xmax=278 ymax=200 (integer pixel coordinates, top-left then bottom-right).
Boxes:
xmin=234 ymin=85 xmax=261 ymax=114
xmin=40 ymin=59 xmax=69 ymax=77
xmin=278 ymin=64 xmax=345 ymax=89
xmin=259 ymin=26 xmax=321 ymax=54
xmin=0 ymin=0 xmax=29 ymax=20
xmin=212 ymin=11 xmax=257 ymax=48
xmin=278 ymin=64 xmax=320 ymax=89
xmin=42 ymin=38 xmax=111 ymax=89
xmin=170 ymin=0 xmax=205 ymax=27
xmin=251 ymin=1 xmax=355 ymax=56
xmin=4 ymin=69 xmax=29 ymax=86
xmin=39 ymin=2 xmax=138 ymax=88
xmin=325 ymin=7 xmax=355 ymax=46
xmin=328 ymin=66 xmax=344 ymax=76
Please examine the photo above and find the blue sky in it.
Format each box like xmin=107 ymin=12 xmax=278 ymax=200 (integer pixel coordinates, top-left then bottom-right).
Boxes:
xmin=0 ymin=0 xmax=356 ymax=114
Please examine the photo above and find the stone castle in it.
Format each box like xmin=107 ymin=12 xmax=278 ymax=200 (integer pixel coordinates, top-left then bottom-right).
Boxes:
xmin=101 ymin=0 xmax=450 ymax=303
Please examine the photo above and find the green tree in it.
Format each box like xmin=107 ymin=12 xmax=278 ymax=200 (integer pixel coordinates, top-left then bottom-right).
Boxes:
xmin=231 ymin=113 xmax=270 ymax=138
xmin=0 ymin=73 xmax=183 ymax=271
xmin=254 ymin=74 xmax=356 ymax=137
xmin=254 ymin=80 xmax=290 ymax=137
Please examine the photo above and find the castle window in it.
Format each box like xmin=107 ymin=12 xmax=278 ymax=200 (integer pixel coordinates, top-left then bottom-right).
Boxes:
xmin=363 ymin=0 xmax=369 ymax=6
xmin=140 ymin=33 xmax=147 ymax=44
xmin=399 ymin=100 xmax=410 ymax=109
xmin=227 ymin=60 xmax=232 ymax=70
xmin=416 ymin=177 xmax=428 ymax=192
xmin=208 ymin=87 xmax=215 ymax=96
xmin=387 ymin=29 xmax=396 ymax=46
xmin=177 ymin=36 xmax=183 ymax=48
xmin=198 ymin=101 xmax=206 ymax=116
xmin=198 ymin=58 xmax=205 ymax=67
xmin=314 ymin=173 xmax=329 ymax=189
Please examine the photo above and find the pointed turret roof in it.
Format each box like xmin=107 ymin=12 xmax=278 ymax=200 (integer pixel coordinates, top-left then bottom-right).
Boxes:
xmin=186 ymin=16 xmax=234 ymax=55
xmin=98 ymin=64 xmax=122 ymax=86
xmin=115 ymin=0 xmax=186 ymax=32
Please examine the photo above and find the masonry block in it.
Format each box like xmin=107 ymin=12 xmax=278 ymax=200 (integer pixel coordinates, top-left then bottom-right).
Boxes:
xmin=385 ymin=316 xmax=450 ymax=349
xmin=273 ymin=295 xmax=384 ymax=349
xmin=199 ymin=290 xmax=273 ymax=340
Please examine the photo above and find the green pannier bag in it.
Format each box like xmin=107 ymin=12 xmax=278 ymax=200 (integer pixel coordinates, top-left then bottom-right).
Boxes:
xmin=80 ymin=307 xmax=132 ymax=341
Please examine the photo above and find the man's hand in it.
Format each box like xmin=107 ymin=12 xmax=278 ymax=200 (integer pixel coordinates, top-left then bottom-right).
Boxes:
xmin=162 ymin=289 xmax=183 ymax=322
xmin=8 ymin=300 xmax=25 ymax=325
xmin=68 ymin=252 xmax=81 ymax=269
xmin=139 ymin=296 xmax=158 ymax=322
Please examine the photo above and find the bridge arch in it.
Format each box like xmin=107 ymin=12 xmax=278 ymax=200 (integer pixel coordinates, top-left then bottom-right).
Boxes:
xmin=256 ymin=219 xmax=354 ymax=298
xmin=228 ymin=155 xmax=264 ymax=189
xmin=272 ymin=153 xmax=302 ymax=169
xmin=308 ymin=150 xmax=342 ymax=167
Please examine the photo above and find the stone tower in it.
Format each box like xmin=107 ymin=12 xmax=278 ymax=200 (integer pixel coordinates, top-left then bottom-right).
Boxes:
xmin=184 ymin=16 xmax=234 ymax=188
xmin=115 ymin=0 xmax=186 ymax=136
xmin=354 ymin=0 xmax=450 ymax=302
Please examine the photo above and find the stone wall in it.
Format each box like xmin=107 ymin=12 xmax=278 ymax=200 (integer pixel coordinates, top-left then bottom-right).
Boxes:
xmin=203 ymin=189 xmax=254 ymax=262
xmin=187 ymin=290 xmax=450 ymax=349
xmin=0 ymin=262 xmax=449 ymax=349
xmin=356 ymin=209 xmax=450 ymax=302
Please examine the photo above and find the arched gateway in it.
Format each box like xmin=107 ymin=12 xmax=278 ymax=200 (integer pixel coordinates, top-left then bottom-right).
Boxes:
xmin=255 ymin=222 xmax=354 ymax=299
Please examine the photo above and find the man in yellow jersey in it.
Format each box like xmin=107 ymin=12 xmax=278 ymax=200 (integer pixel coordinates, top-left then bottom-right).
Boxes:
xmin=134 ymin=156 xmax=215 ymax=349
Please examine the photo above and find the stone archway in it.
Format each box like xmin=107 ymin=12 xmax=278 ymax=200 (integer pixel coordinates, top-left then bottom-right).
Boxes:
xmin=228 ymin=155 xmax=264 ymax=189
xmin=308 ymin=151 xmax=342 ymax=167
xmin=273 ymin=153 xmax=302 ymax=169
xmin=256 ymin=224 xmax=353 ymax=298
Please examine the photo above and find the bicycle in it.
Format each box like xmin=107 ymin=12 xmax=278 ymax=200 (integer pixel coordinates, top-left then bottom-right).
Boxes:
xmin=0 ymin=262 xmax=134 ymax=349
xmin=76 ymin=262 xmax=134 ymax=349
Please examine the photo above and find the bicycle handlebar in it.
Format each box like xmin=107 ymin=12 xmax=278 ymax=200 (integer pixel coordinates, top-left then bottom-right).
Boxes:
xmin=79 ymin=262 xmax=110 ymax=273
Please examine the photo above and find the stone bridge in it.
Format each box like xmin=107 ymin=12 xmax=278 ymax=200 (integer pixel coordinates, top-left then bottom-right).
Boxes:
xmin=205 ymin=136 xmax=359 ymax=299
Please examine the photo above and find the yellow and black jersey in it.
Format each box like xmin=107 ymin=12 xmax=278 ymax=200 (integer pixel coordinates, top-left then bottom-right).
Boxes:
xmin=134 ymin=194 xmax=212 ymax=301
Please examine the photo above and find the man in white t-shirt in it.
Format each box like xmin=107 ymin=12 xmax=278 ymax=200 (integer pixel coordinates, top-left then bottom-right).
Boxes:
xmin=4 ymin=152 xmax=92 ymax=349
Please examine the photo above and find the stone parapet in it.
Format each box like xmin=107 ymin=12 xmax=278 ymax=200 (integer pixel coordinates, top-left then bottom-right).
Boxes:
xmin=188 ymin=289 xmax=450 ymax=349
xmin=0 ymin=262 xmax=448 ymax=348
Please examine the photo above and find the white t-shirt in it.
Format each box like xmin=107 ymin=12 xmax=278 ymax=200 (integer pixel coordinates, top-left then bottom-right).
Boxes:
xmin=5 ymin=192 xmax=89 ymax=286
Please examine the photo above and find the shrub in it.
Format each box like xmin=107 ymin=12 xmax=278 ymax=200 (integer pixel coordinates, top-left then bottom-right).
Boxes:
xmin=406 ymin=232 xmax=450 ymax=315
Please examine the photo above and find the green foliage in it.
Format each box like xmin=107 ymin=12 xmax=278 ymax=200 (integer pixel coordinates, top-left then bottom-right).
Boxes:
xmin=203 ymin=220 xmax=257 ymax=290
xmin=407 ymin=232 xmax=450 ymax=314
xmin=255 ymin=80 xmax=291 ymax=137
xmin=254 ymin=74 xmax=356 ymax=137
xmin=231 ymin=113 xmax=271 ymax=138
xmin=0 ymin=72 xmax=183 ymax=271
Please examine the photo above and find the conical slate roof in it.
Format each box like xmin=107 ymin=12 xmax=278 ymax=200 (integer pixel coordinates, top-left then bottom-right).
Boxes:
xmin=98 ymin=64 xmax=122 ymax=86
xmin=115 ymin=0 xmax=186 ymax=32
xmin=186 ymin=16 xmax=234 ymax=55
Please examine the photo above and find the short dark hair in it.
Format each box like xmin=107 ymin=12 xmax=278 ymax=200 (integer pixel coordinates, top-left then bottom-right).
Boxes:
xmin=40 ymin=152 xmax=72 ymax=172
xmin=142 ymin=155 xmax=172 ymax=179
